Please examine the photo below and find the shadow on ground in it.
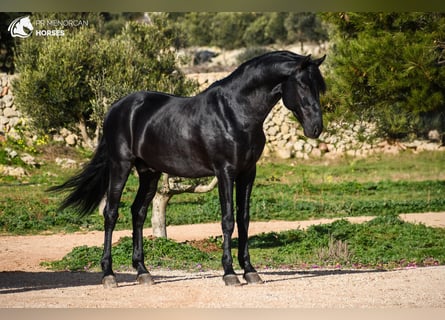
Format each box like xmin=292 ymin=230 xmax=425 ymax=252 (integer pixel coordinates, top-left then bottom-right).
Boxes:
xmin=0 ymin=268 xmax=388 ymax=294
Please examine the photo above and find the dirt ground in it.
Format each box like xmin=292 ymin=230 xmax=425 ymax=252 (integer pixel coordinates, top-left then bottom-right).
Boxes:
xmin=1 ymin=212 xmax=445 ymax=308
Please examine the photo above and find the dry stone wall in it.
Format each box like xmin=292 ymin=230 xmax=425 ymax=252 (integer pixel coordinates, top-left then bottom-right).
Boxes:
xmin=1 ymin=72 xmax=443 ymax=160
xmin=262 ymin=100 xmax=381 ymax=159
xmin=0 ymin=74 xmax=21 ymax=138
xmin=0 ymin=73 xmax=78 ymax=147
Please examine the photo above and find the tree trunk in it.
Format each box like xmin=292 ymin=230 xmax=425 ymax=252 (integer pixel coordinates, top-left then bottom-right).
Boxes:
xmin=77 ymin=116 xmax=93 ymax=149
xmin=151 ymin=192 xmax=172 ymax=238
xmin=151 ymin=175 xmax=218 ymax=238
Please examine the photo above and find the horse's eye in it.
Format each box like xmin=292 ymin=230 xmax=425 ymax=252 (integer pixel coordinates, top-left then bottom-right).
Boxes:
xmin=299 ymin=82 xmax=309 ymax=90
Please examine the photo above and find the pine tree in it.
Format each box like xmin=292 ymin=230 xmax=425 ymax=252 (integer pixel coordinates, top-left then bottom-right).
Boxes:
xmin=322 ymin=12 xmax=445 ymax=139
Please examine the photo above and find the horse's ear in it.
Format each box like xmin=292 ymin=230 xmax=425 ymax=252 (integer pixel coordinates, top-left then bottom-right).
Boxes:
xmin=298 ymin=55 xmax=312 ymax=70
xmin=313 ymin=55 xmax=326 ymax=66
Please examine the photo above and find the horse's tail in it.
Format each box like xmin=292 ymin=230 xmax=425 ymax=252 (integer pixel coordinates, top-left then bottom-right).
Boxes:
xmin=48 ymin=137 xmax=109 ymax=217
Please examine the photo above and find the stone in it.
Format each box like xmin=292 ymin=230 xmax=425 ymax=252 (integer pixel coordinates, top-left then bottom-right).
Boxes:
xmin=0 ymin=86 xmax=8 ymax=97
xmin=295 ymin=151 xmax=309 ymax=159
xmin=326 ymin=136 xmax=338 ymax=144
xmin=52 ymin=134 xmax=65 ymax=142
xmin=293 ymin=140 xmax=305 ymax=151
xmin=3 ymin=95 xmax=13 ymax=108
xmin=262 ymin=145 xmax=271 ymax=157
xmin=0 ymin=75 xmax=9 ymax=86
xmin=276 ymin=140 xmax=286 ymax=148
xmin=428 ymin=130 xmax=441 ymax=142
xmin=295 ymin=151 xmax=306 ymax=159
xmin=307 ymin=138 xmax=318 ymax=147
xmin=60 ymin=128 xmax=71 ymax=137
xmin=0 ymin=116 xmax=9 ymax=125
xmin=303 ymin=143 xmax=313 ymax=153
xmin=281 ymin=123 xmax=290 ymax=134
xmin=417 ymin=142 xmax=439 ymax=151
xmin=318 ymin=142 xmax=329 ymax=153
xmin=20 ymin=153 xmax=38 ymax=167
xmin=404 ymin=140 xmax=421 ymax=149
xmin=3 ymin=107 xmax=17 ymax=118
xmin=65 ymin=134 xmax=77 ymax=146
xmin=276 ymin=147 xmax=292 ymax=159
xmin=267 ymin=126 xmax=278 ymax=136
xmin=272 ymin=116 xmax=282 ymax=126
xmin=55 ymin=157 xmax=78 ymax=169
xmin=5 ymin=148 xmax=18 ymax=158
xmin=310 ymin=148 xmax=322 ymax=158
xmin=0 ymin=165 xmax=27 ymax=177
xmin=6 ymin=130 xmax=20 ymax=141
xmin=8 ymin=117 xmax=20 ymax=127
xmin=346 ymin=149 xmax=356 ymax=157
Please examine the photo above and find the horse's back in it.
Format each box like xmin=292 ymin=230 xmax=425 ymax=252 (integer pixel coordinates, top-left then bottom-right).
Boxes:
xmin=103 ymin=91 xmax=212 ymax=175
xmin=102 ymin=85 xmax=265 ymax=177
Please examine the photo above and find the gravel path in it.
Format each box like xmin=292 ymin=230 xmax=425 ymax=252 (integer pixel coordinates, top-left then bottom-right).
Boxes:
xmin=1 ymin=212 xmax=445 ymax=308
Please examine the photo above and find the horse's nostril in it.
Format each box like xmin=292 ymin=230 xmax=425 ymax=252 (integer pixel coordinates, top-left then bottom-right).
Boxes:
xmin=312 ymin=125 xmax=322 ymax=138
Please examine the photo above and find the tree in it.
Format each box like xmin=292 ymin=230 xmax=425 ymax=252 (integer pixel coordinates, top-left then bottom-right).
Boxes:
xmin=87 ymin=17 xmax=196 ymax=145
xmin=151 ymin=175 xmax=218 ymax=238
xmin=322 ymin=12 xmax=445 ymax=139
xmin=284 ymin=13 xmax=329 ymax=50
xmin=14 ymin=24 xmax=98 ymax=145
xmin=13 ymin=13 xmax=197 ymax=147
xmin=171 ymin=12 xmax=328 ymax=49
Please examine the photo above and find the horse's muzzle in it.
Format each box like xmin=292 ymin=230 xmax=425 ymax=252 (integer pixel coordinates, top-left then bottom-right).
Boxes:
xmin=303 ymin=124 xmax=322 ymax=139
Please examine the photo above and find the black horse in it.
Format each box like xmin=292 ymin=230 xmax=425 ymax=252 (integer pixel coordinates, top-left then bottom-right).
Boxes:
xmin=50 ymin=51 xmax=326 ymax=288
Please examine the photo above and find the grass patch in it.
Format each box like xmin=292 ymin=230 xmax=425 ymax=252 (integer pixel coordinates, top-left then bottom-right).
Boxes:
xmin=44 ymin=236 xmax=219 ymax=272
xmin=44 ymin=215 xmax=445 ymax=272
xmin=1 ymin=151 xmax=445 ymax=234
xmin=250 ymin=215 xmax=445 ymax=269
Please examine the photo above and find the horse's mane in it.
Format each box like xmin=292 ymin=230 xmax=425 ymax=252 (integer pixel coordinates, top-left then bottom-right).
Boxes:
xmin=206 ymin=51 xmax=325 ymax=92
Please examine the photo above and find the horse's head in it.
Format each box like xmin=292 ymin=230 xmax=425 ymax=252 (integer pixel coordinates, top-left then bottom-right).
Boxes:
xmin=281 ymin=55 xmax=326 ymax=139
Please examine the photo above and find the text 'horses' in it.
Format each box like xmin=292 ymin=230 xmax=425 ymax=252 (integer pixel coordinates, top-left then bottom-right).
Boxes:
xmin=50 ymin=51 xmax=326 ymax=288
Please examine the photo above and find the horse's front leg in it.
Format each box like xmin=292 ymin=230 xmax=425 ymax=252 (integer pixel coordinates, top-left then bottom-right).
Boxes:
xmin=217 ymin=170 xmax=240 ymax=286
xmin=236 ymin=167 xmax=264 ymax=284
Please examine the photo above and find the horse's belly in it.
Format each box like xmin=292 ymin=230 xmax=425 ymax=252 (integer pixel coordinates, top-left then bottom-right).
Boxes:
xmin=139 ymin=147 xmax=214 ymax=178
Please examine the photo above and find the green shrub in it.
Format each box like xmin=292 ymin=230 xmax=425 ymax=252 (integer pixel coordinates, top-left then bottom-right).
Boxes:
xmin=13 ymin=13 xmax=197 ymax=147
xmin=322 ymin=12 xmax=445 ymax=139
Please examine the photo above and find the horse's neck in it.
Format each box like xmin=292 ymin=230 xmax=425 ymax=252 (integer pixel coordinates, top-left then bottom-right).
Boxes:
xmin=223 ymin=69 xmax=285 ymax=123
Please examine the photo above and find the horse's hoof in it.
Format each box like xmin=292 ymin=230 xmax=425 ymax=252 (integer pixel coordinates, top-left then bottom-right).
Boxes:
xmin=244 ymin=272 xmax=264 ymax=284
xmin=137 ymin=273 xmax=155 ymax=286
xmin=102 ymin=275 xmax=118 ymax=288
xmin=223 ymin=274 xmax=241 ymax=286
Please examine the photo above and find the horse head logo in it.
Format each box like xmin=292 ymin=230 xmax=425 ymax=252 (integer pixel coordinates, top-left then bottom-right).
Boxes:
xmin=8 ymin=16 xmax=34 ymax=38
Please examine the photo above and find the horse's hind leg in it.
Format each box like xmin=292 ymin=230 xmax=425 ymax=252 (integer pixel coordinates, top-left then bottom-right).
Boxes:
xmin=131 ymin=162 xmax=161 ymax=285
xmin=236 ymin=167 xmax=264 ymax=284
xmin=101 ymin=160 xmax=132 ymax=288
